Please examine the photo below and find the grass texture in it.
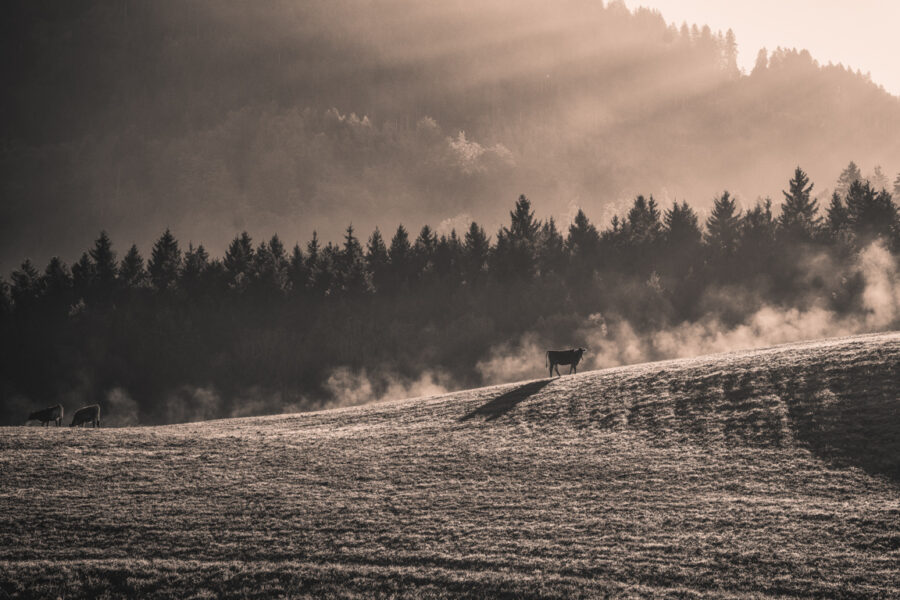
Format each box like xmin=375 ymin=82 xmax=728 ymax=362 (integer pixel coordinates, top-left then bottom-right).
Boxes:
xmin=1 ymin=333 xmax=899 ymax=598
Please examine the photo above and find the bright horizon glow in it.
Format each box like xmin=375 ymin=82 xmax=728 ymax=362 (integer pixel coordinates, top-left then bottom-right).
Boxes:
xmin=629 ymin=0 xmax=900 ymax=96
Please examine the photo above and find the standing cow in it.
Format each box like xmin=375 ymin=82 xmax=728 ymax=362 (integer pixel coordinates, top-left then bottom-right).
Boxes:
xmin=26 ymin=404 xmax=64 ymax=426
xmin=70 ymin=404 xmax=101 ymax=428
xmin=546 ymin=348 xmax=587 ymax=377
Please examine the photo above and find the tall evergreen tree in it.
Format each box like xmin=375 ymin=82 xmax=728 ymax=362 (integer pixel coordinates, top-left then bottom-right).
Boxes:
xmin=148 ymin=229 xmax=182 ymax=291
xmin=624 ymin=195 xmax=662 ymax=244
xmin=305 ymin=231 xmax=332 ymax=296
xmin=387 ymin=225 xmax=413 ymax=288
xmin=181 ymin=243 xmax=210 ymax=294
xmin=365 ymin=228 xmax=389 ymax=292
xmin=462 ymin=221 xmax=490 ymax=285
xmin=705 ymin=191 xmax=741 ymax=257
xmin=337 ymin=225 xmax=367 ymax=294
xmin=845 ymin=179 xmax=898 ymax=241
xmin=72 ymin=252 xmax=95 ymax=297
xmin=119 ymin=244 xmax=147 ymax=289
xmin=287 ymin=244 xmax=309 ymax=296
xmin=224 ymin=232 xmax=254 ymax=291
xmin=751 ymin=47 xmax=768 ymax=76
xmin=740 ymin=199 xmax=777 ymax=263
xmin=10 ymin=259 xmax=42 ymax=309
xmin=723 ymin=29 xmax=739 ymax=76
xmin=494 ymin=195 xmax=540 ymax=280
xmin=836 ymin=161 xmax=862 ymax=197
xmin=870 ymin=165 xmax=888 ymax=191
xmin=566 ymin=209 xmax=600 ymax=273
xmin=253 ymin=235 xmax=289 ymax=294
xmin=537 ymin=218 xmax=566 ymax=277
xmin=778 ymin=166 xmax=820 ymax=241
xmin=41 ymin=257 xmax=72 ymax=299
xmin=89 ymin=231 xmax=117 ymax=290
xmin=413 ymin=225 xmax=438 ymax=281
xmin=663 ymin=201 xmax=702 ymax=249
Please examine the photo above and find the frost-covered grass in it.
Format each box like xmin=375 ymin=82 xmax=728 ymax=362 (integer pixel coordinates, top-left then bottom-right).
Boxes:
xmin=1 ymin=333 xmax=899 ymax=598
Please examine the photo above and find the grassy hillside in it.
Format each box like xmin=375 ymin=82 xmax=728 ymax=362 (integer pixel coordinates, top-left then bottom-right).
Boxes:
xmin=1 ymin=332 xmax=899 ymax=598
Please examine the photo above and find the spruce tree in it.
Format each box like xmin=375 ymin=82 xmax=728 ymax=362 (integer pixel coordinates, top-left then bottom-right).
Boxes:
xmin=495 ymin=195 xmax=540 ymax=280
xmin=41 ymin=257 xmax=72 ymax=299
xmin=751 ymin=48 xmax=768 ymax=76
xmin=723 ymin=29 xmax=739 ymax=77
xmin=566 ymin=209 xmax=600 ymax=267
xmin=72 ymin=252 xmax=95 ymax=296
xmin=625 ymin=195 xmax=662 ymax=245
xmin=288 ymin=244 xmax=309 ymax=295
xmin=338 ymin=225 xmax=367 ymax=294
xmin=224 ymin=232 xmax=254 ymax=291
xmin=778 ymin=166 xmax=820 ymax=241
xmin=836 ymin=161 xmax=862 ymax=197
xmin=870 ymin=165 xmax=888 ymax=191
xmin=148 ymin=229 xmax=182 ymax=291
xmin=10 ymin=259 xmax=42 ymax=309
xmin=388 ymin=225 xmax=412 ymax=288
xmin=365 ymin=228 xmax=389 ymax=293
xmin=462 ymin=221 xmax=490 ymax=285
xmin=253 ymin=235 xmax=289 ymax=294
xmin=843 ymin=180 xmax=899 ymax=242
xmin=181 ymin=243 xmax=210 ymax=293
xmin=537 ymin=218 xmax=566 ymax=277
xmin=825 ymin=192 xmax=851 ymax=242
xmin=413 ymin=225 xmax=438 ymax=280
xmin=705 ymin=191 xmax=741 ymax=256
xmin=89 ymin=231 xmax=117 ymax=290
xmin=119 ymin=244 xmax=147 ymax=289
xmin=663 ymin=201 xmax=702 ymax=249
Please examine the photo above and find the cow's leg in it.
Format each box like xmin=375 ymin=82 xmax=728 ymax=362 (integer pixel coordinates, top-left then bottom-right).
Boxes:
xmin=554 ymin=364 xmax=561 ymax=377
xmin=549 ymin=363 xmax=554 ymax=378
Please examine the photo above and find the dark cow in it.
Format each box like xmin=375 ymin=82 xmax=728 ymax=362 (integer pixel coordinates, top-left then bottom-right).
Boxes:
xmin=546 ymin=348 xmax=587 ymax=377
xmin=27 ymin=404 xmax=64 ymax=426
xmin=70 ymin=404 xmax=101 ymax=428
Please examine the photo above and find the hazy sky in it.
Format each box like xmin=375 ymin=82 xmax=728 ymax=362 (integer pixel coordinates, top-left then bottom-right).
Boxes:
xmin=632 ymin=0 xmax=900 ymax=96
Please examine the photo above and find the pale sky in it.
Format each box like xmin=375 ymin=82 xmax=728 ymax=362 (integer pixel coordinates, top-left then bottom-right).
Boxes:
xmin=630 ymin=0 xmax=900 ymax=96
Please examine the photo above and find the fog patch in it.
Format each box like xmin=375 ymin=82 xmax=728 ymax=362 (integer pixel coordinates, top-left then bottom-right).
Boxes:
xmin=322 ymin=367 xmax=451 ymax=409
xmin=479 ymin=242 xmax=900 ymax=382
xmin=103 ymin=387 xmax=140 ymax=427
xmin=164 ymin=386 xmax=223 ymax=424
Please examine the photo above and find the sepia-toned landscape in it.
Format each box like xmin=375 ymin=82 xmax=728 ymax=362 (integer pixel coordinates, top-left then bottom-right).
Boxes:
xmin=2 ymin=1 xmax=899 ymax=597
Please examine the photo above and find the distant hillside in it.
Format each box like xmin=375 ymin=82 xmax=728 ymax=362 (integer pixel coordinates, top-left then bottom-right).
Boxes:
xmin=2 ymin=0 xmax=899 ymax=272
xmin=1 ymin=332 xmax=898 ymax=597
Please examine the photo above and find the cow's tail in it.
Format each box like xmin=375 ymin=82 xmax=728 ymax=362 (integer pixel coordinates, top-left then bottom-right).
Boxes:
xmin=545 ymin=351 xmax=549 ymax=368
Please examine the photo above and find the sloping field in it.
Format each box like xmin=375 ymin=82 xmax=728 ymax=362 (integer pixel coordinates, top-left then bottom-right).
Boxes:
xmin=1 ymin=333 xmax=899 ymax=598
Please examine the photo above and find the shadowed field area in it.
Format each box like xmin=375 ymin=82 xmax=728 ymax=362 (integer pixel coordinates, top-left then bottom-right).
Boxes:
xmin=1 ymin=333 xmax=899 ymax=598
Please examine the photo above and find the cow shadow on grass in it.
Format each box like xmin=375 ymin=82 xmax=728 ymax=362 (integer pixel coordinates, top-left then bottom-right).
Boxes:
xmin=460 ymin=380 xmax=552 ymax=422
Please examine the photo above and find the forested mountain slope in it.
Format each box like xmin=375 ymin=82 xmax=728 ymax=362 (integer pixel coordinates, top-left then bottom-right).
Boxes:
xmin=3 ymin=0 xmax=899 ymax=271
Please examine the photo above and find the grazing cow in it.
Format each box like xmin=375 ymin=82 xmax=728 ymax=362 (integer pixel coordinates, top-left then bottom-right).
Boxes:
xmin=546 ymin=348 xmax=587 ymax=377
xmin=27 ymin=404 xmax=64 ymax=427
xmin=70 ymin=404 xmax=101 ymax=428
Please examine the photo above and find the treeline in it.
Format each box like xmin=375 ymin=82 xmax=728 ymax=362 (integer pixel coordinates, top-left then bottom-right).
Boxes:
xmin=2 ymin=165 xmax=899 ymax=424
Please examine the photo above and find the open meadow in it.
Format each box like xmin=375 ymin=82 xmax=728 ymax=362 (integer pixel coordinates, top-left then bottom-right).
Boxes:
xmin=1 ymin=332 xmax=899 ymax=598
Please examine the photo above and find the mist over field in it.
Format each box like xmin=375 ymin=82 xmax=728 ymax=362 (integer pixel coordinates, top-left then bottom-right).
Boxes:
xmin=3 ymin=0 xmax=900 ymax=426
xmin=2 ymin=0 xmax=899 ymax=274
